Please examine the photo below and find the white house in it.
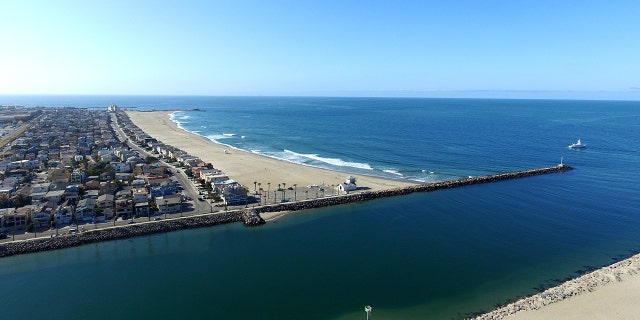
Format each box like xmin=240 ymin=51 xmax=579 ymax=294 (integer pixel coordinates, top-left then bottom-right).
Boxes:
xmin=110 ymin=162 xmax=131 ymax=173
xmin=54 ymin=205 xmax=74 ymax=225
xmin=337 ymin=176 xmax=357 ymax=194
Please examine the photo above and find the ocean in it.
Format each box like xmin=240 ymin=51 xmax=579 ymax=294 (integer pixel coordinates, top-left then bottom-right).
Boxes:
xmin=0 ymin=95 xmax=639 ymax=319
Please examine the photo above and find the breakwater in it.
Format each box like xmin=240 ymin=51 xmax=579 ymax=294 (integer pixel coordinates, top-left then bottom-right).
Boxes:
xmin=253 ymin=165 xmax=573 ymax=214
xmin=0 ymin=211 xmax=243 ymax=258
xmin=470 ymin=252 xmax=640 ymax=319
xmin=0 ymin=165 xmax=570 ymax=258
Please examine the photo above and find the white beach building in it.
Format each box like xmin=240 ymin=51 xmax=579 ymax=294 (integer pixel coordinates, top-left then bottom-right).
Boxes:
xmin=337 ymin=176 xmax=357 ymax=194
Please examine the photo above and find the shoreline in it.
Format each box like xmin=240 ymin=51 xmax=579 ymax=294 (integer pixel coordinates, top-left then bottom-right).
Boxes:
xmin=472 ymin=252 xmax=640 ymax=319
xmin=126 ymin=110 xmax=416 ymax=192
xmin=0 ymin=166 xmax=572 ymax=258
xmin=7 ymin=108 xmax=631 ymax=317
xmin=169 ymin=110 xmax=415 ymax=186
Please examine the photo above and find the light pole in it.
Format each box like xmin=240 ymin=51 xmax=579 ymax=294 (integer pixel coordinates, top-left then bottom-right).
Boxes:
xmin=293 ymin=184 xmax=297 ymax=201
xmin=164 ymin=199 xmax=168 ymax=219
xmin=267 ymin=183 xmax=270 ymax=198
xmin=364 ymin=306 xmax=372 ymax=320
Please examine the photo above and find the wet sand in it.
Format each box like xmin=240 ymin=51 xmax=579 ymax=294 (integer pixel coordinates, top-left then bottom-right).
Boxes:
xmin=474 ymin=253 xmax=640 ymax=319
xmin=125 ymin=111 xmax=415 ymax=193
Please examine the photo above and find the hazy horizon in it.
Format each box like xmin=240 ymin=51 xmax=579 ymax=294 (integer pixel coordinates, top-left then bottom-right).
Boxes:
xmin=1 ymin=1 xmax=639 ymax=100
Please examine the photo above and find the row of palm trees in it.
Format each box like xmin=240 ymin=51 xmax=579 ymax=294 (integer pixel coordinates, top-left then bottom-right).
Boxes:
xmin=251 ymin=181 xmax=338 ymax=206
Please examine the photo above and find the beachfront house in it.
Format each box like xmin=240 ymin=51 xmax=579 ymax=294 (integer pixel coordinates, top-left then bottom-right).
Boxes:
xmin=156 ymin=195 xmax=182 ymax=214
xmin=76 ymin=198 xmax=97 ymax=222
xmin=97 ymin=194 xmax=115 ymax=210
xmin=0 ymin=210 xmax=27 ymax=231
xmin=53 ymin=205 xmax=74 ymax=225
xmin=31 ymin=207 xmax=51 ymax=228
xmin=134 ymin=202 xmax=150 ymax=217
xmin=337 ymin=176 xmax=357 ymax=194
xmin=115 ymin=199 xmax=133 ymax=218
xmin=204 ymin=173 xmax=229 ymax=184
xmin=218 ymin=182 xmax=247 ymax=205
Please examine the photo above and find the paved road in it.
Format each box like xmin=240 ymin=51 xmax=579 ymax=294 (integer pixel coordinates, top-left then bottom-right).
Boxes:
xmin=0 ymin=113 xmax=233 ymax=244
xmin=110 ymin=113 xmax=217 ymax=214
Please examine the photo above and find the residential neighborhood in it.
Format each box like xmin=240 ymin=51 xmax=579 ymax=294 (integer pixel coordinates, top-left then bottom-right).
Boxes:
xmin=0 ymin=105 xmax=248 ymax=240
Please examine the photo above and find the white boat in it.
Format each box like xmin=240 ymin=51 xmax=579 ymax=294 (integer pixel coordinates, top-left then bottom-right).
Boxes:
xmin=568 ymin=139 xmax=586 ymax=149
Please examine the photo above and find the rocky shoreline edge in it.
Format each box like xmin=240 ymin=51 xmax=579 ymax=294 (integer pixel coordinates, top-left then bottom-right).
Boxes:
xmin=0 ymin=165 xmax=570 ymax=258
xmin=470 ymin=252 xmax=640 ymax=319
xmin=0 ymin=211 xmax=260 ymax=258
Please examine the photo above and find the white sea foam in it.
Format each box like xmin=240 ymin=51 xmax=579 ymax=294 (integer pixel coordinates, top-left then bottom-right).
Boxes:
xmin=284 ymin=150 xmax=373 ymax=170
xmin=383 ymin=169 xmax=403 ymax=177
xmin=222 ymin=133 xmax=235 ymax=137
xmin=207 ymin=134 xmax=235 ymax=140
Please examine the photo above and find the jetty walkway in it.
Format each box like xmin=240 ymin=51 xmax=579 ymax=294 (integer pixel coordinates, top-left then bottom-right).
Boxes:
xmin=253 ymin=165 xmax=573 ymax=215
xmin=0 ymin=164 xmax=571 ymax=258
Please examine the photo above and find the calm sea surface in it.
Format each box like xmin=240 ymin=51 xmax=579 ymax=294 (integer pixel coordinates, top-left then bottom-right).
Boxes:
xmin=0 ymin=96 xmax=639 ymax=319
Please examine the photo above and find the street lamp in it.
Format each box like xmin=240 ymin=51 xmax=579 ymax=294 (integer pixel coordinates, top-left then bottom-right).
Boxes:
xmin=164 ymin=199 xmax=168 ymax=219
xmin=364 ymin=306 xmax=372 ymax=320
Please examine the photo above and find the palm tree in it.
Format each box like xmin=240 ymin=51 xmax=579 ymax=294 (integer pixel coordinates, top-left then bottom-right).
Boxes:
xmin=258 ymin=182 xmax=262 ymax=194
xmin=259 ymin=188 xmax=264 ymax=204
xmin=267 ymin=182 xmax=270 ymax=198
xmin=305 ymin=190 xmax=308 ymax=200
xmin=253 ymin=181 xmax=257 ymax=192
xmin=293 ymin=184 xmax=297 ymax=201
xmin=282 ymin=183 xmax=286 ymax=200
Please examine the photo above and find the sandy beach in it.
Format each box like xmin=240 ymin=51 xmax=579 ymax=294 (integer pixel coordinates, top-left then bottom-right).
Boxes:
xmin=125 ymin=111 xmax=415 ymax=193
xmin=475 ymin=253 xmax=640 ymax=319
xmin=126 ymin=110 xmax=640 ymax=319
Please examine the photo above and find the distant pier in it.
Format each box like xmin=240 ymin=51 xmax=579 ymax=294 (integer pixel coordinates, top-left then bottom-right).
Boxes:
xmin=0 ymin=165 xmax=571 ymax=258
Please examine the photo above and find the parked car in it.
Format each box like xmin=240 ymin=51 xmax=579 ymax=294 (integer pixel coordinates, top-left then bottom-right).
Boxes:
xmin=0 ymin=233 xmax=8 ymax=239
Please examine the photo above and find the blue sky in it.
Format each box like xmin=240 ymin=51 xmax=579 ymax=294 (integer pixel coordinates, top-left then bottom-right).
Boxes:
xmin=1 ymin=0 xmax=639 ymax=99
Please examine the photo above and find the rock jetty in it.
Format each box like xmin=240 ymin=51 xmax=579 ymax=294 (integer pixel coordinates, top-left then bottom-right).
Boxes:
xmin=252 ymin=165 xmax=573 ymax=215
xmin=0 ymin=165 xmax=570 ymax=258
xmin=470 ymin=252 xmax=640 ymax=319
xmin=0 ymin=211 xmax=243 ymax=258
